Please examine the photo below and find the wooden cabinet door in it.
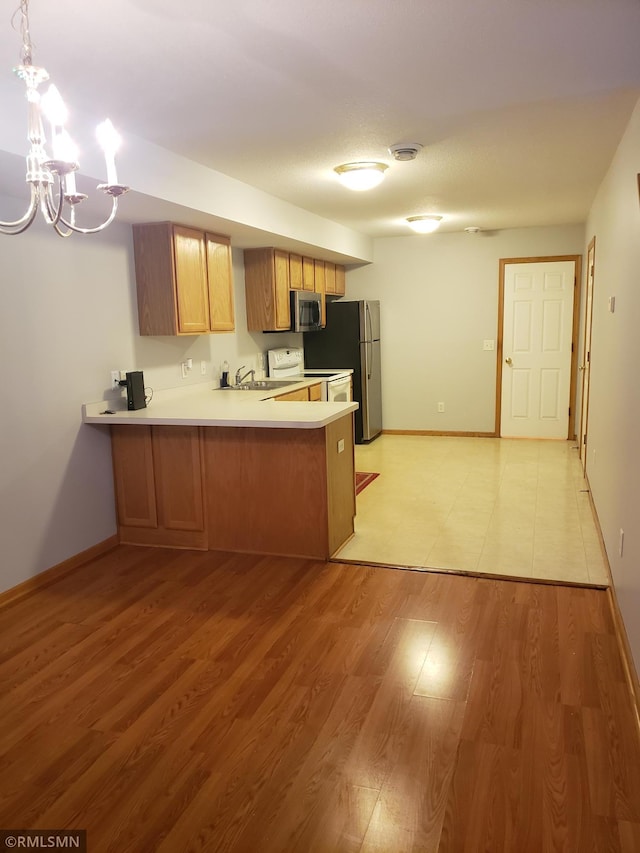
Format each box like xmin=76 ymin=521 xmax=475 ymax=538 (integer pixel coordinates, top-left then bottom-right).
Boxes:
xmin=111 ymin=426 xmax=157 ymax=528
xmin=302 ymin=256 xmax=315 ymax=292
xmin=335 ymin=265 xmax=346 ymax=296
xmin=206 ymin=233 xmax=234 ymax=332
xmin=308 ymin=383 xmax=323 ymax=401
xmin=274 ymin=249 xmax=291 ymax=330
xmin=325 ymin=262 xmax=337 ymax=295
xmin=173 ymin=226 xmax=210 ymax=335
xmin=289 ymin=253 xmax=303 ymax=290
xmin=274 ymin=387 xmax=310 ymax=402
xmin=152 ymin=426 xmax=205 ymax=531
xmin=314 ymin=259 xmax=326 ymax=327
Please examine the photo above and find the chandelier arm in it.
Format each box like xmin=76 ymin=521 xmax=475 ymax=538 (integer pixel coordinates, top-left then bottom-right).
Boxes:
xmin=56 ymin=196 xmax=120 ymax=235
xmin=40 ymin=179 xmax=66 ymax=227
xmin=0 ymin=184 xmax=39 ymax=232
xmin=53 ymin=221 xmax=74 ymax=238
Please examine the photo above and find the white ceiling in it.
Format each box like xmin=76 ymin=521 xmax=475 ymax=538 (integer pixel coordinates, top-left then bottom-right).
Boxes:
xmin=1 ymin=0 xmax=640 ymax=240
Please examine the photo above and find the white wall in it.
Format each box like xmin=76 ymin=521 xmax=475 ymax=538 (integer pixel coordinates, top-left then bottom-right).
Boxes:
xmin=0 ymin=210 xmax=300 ymax=595
xmin=584 ymin=100 xmax=640 ymax=671
xmin=345 ymin=225 xmax=585 ymax=432
xmin=0 ymin=214 xmax=133 ymax=593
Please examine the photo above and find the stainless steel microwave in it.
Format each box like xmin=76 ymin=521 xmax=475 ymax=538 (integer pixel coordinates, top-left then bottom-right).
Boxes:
xmin=290 ymin=290 xmax=322 ymax=332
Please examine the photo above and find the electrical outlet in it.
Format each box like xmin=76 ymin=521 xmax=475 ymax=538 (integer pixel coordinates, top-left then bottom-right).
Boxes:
xmin=111 ymin=370 xmax=120 ymax=389
xmin=181 ymin=362 xmax=189 ymax=379
xmin=200 ymin=360 xmax=207 ymax=375
xmin=437 ymin=402 xmax=445 ymax=413
xmin=483 ymin=339 xmax=495 ymax=351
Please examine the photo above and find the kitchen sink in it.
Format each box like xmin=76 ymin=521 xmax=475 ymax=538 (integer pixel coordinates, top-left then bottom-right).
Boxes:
xmin=217 ymin=379 xmax=297 ymax=392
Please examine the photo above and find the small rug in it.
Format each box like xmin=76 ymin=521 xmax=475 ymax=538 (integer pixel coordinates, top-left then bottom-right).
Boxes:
xmin=355 ymin=471 xmax=380 ymax=495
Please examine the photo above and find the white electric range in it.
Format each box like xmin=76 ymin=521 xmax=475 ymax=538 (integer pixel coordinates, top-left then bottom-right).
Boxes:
xmin=267 ymin=347 xmax=352 ymax=402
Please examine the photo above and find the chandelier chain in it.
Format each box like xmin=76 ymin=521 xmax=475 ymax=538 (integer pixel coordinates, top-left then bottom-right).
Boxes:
xmin=12 ymin=0 xmax=33 ymax=66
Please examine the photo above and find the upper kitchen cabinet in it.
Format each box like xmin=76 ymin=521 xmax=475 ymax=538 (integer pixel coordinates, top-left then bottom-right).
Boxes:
xmin=314 ymin=259 xmax=327 ymax=327
xmin=206 ymin=233 xmax=235 ymax=331
xmin=133 ymin=222 xmax=234 ymax=336
xmin=325 ymin=262 xmax=346 ymax=297
xmin=289 ymin=253 xmax=303 ymax=291
xmin=244 ymin=248 xmax=291 ymax=331
xmin=243 ymin=247 xmax=343 ymax=331
xmin=302 ymin=256 xmax=316 ymax=292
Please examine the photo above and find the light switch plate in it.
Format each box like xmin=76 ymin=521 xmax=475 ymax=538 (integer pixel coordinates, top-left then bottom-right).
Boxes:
xmin=483 ymin=339 xmax=495 ymax=351
xmin=337 ymin=439 xmax=345 ymax=453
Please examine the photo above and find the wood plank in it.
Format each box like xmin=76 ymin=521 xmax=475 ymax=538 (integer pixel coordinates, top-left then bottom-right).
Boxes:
xmin=0 ymin=547 xmax=639 ymax=851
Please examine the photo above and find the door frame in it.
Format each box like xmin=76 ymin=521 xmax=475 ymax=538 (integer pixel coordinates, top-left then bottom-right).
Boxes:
xmin=495 ymin=255 xmax=582 ymax=439
xmin=579 ymin=238 xmax=596 ymax=472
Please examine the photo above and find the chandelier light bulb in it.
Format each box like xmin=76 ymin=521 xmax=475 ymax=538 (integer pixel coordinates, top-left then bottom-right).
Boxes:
xmin=334 ymin=162 xmax=388 ymax=191
xmin=52 ymin=129 xmax=77 ymax=163
xmin=40 ymin=84 xmax=67 ymax=127
xmin=96 ymin=120 xmax=122 ymax=186
xmin=406 ymin=215 xmax=443 ymax=234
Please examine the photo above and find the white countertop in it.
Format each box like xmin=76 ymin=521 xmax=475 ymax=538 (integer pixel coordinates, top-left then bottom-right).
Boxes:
xmin=82 ymin=379 xmax=358 ymax=430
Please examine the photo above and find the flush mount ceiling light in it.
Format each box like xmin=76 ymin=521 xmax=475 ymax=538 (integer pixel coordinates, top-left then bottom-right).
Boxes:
xmin=334 ymin=162 xmax=388 ymax=191
xmin=406 ymin=215 xmax=443 ymax=234
xmin=0 ymin=0 xmax=129 ymax=237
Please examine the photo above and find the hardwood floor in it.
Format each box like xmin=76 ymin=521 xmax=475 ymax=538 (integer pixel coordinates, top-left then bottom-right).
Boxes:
xmin=1 ymin=545 xmax=639 ymax=852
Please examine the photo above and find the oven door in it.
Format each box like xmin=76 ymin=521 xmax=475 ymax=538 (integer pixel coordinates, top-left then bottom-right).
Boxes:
xmin=326 ymin=374 xmax=352 ymax=403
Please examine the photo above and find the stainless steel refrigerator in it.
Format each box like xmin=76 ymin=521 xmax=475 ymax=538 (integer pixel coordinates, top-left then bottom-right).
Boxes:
xmin=304 ymin=300 xmax=382 ymax=443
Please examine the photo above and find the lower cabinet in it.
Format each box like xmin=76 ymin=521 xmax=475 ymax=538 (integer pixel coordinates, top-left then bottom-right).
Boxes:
xmin=111 ymin=425 xmax=207 ymax=549
xmin=202 ymin=417 xmax=355 ymax=559
xmin=273 ymin=383 xmax=323 ymax=402
xmin=110 ymin=415 xmax=355 ymax=558
xmin=273 ymin=387 xmax=311 ymax=402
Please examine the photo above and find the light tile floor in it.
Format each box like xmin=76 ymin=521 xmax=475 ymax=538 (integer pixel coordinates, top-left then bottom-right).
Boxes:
xmin=336 ymin=435 xmax=610 ymax=585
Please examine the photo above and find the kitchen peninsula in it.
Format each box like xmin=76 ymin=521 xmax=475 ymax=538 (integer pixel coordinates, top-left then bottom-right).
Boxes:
xmin=83 ymin=382 xmax=358 ymax=561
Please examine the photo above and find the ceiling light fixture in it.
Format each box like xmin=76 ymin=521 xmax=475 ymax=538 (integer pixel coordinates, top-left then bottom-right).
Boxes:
xmin=334 ymin=162 xmax=388 ymax=191
xmin=406 ymin=215 xmax=443 ymax=234
xmin=0 ymin=0 xmax=129 ymax=237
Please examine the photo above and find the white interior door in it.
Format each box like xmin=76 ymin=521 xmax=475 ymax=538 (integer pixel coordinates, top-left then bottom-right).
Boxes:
xmin=501 ymin=260 xmax=575 ymax=439
xmin=579 ymin=240 xmax=595 ymax=473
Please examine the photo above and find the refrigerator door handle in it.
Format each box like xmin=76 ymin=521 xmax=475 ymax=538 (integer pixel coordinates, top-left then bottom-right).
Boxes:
xmin=365 ymin=302 xmax=372 ymax=346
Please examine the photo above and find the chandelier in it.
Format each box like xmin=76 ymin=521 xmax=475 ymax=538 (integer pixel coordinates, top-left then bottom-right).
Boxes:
xmin=1 ymin=0 xmax=128 ymax=237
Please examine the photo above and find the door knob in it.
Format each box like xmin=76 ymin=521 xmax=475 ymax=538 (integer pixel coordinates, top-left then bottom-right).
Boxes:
xmin=505 ymin=357 xmax=513 ymax=365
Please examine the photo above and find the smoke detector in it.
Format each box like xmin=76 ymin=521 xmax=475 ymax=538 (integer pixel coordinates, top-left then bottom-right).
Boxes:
xmin=464 ymin=226 xmax=482 ymax=235
xmin=388 ymin=143 xmax=423 ymax=162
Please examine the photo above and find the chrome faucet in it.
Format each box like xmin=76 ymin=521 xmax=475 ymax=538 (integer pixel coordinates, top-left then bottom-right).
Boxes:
xmin=235 ymin=366 xmax=255 ymax=386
